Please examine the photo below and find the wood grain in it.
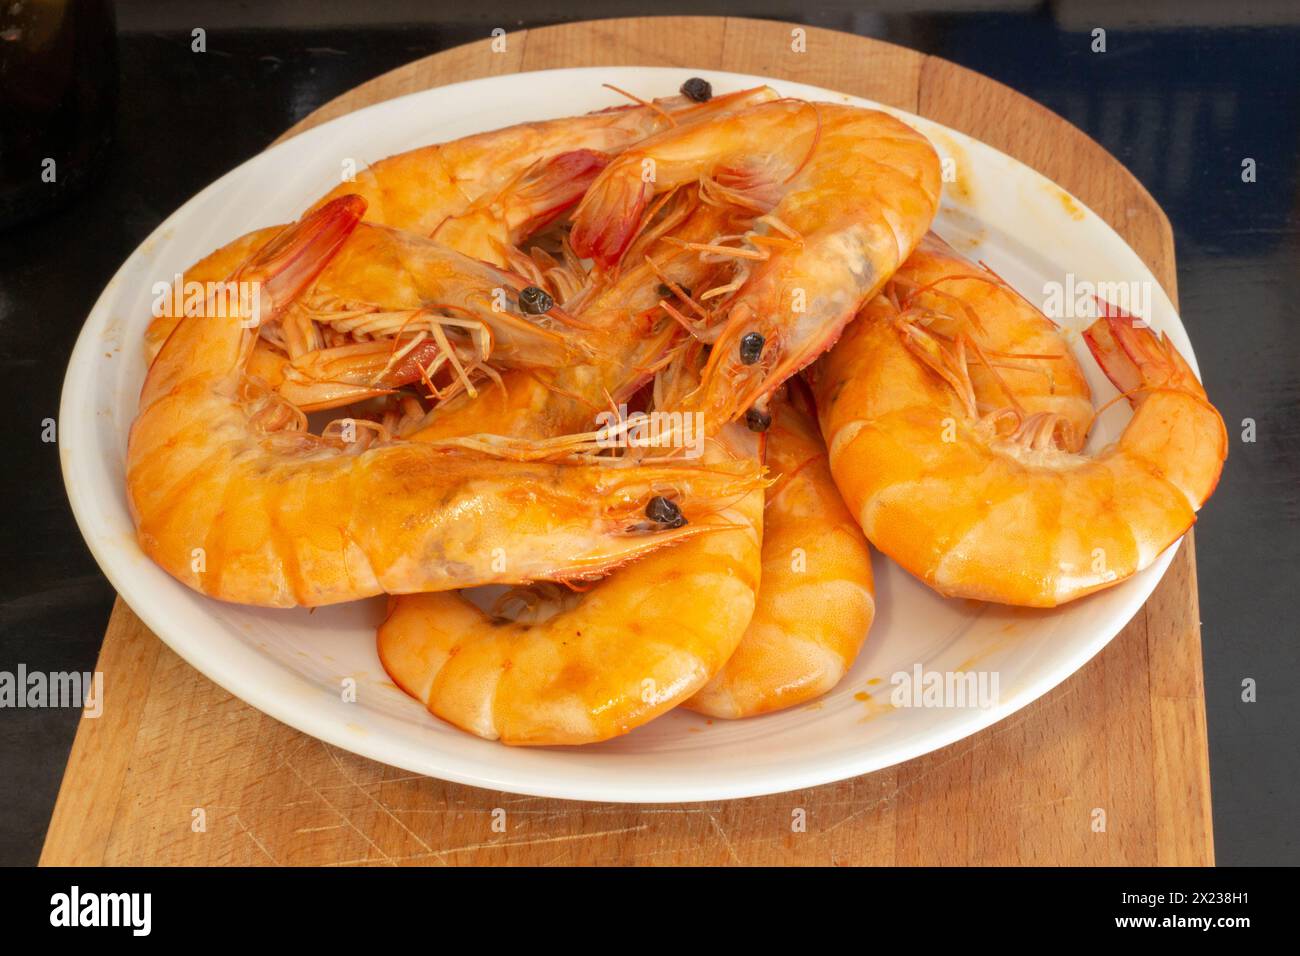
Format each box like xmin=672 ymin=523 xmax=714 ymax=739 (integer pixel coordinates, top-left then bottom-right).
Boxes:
xmin=40 ymin=16 xmax=1213 ymax=867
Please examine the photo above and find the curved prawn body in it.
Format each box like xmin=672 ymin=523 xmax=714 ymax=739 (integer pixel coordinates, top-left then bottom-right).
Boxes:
xmin=812 ymin=242 xmax=1227 ymax=607
xmin=377 ymin=425 xmax=764 ymax=745
xmin=571 ymin=101 xmax=942 ymax=430
xmin=686 ymin=391 xmax=874 ymax=718
xmin=307 ymin=86 xmax=779 ymax=238
xmin=127 ymin=196 xmax=764 ymax=608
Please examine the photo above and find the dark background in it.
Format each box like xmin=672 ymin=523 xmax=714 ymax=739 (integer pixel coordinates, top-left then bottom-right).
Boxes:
xmin=1 ymin=1 xmax=1296 ymax=865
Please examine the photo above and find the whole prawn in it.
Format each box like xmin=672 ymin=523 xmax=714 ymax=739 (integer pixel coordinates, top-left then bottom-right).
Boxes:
xmin=127 ymin=195 xmax=764 ymax=607
xmin=570 ymin=100 xmax=942 ymax=431
xmin=812 ymin=236 xmax=1226 ymax=606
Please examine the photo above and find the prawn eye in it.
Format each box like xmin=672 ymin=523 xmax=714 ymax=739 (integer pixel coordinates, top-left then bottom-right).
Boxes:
xmin=745 ymin=407 xmax=772 ymax=432
xmin=680 ymin=77 xmax=713 ymax=103
xmin=518 ymin=286 xmax=554 ymax=315
xmin=645 ymin=495 xmax=686 ymax=529
xmin=739 ymin=332 xmax=765 ymax=365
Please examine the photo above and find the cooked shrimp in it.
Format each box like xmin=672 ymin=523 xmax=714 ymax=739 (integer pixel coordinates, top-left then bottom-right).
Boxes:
xmin=811 ymin=246 xmax=1227 ymax=607
xmin=127 ymin=196 xmax=764 ymax=608
xmin=686 ymin=389 xmax=874 ymax=717
xmin=378 ymin=423 xmax=763 ymax=745
xmin=307 ymin=85 xmax=779 ymax=237
xmin=570 ymin=100 xmax=941 ymax=430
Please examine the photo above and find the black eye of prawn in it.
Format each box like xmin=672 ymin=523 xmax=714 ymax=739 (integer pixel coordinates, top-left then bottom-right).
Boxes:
xmin=680 ymin=77 xmax=713 ymax=103
xmin=518 ymin=286 xmax=554 ymax=315
xmin=739 ymin=331 xmax=765 ymax=365
xmin=645 ymin=495 xmax=686 ymax=529
xmin=745 ymin=407 xmax=772 ymax=432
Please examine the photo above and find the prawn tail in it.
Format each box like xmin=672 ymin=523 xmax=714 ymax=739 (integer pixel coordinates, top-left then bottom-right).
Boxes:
xmin=240 ymin=195 xmax=367 ymax=322
xmin=570 ymin=172 xmax=651 ymax=269
xmin=510 ymin=148 xmax=611 ymax=234
xmin=143 ymin=195 xmax=365 ymax=404
xmin=1084 ymin=310 xmax=1227 ymax=509
xmin=1083 ymin=307 xmax=1206 ymax=401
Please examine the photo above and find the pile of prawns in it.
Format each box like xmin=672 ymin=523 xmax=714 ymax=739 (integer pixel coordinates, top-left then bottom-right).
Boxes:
xmin=130 ymin=80 xmax=1226 ymax=745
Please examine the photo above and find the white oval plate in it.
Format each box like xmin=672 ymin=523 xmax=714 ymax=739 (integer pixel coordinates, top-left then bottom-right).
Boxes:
xmin=61 ymin=67 xmax=1193 ymax=802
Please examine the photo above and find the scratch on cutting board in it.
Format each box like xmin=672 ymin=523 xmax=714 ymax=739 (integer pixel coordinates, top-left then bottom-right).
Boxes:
xmin=413 ymin=824 xmax=650 ymax=858
xmin=233 ymin=813 xmax=282 ymax=865
xmin=820 ymin=806 xmax=893 ymax=838
xmin=327 ymin=824 xmax=652 ymax=865
xmin=279 ymin=750 xmax=406 ymax=867
xmin=319 ymin=740 xmax=437 ymax=856
xmin=708 ymin=814 xmax=742 ymax=864
xmin=311 ymin=773 xmax=430 ymax=791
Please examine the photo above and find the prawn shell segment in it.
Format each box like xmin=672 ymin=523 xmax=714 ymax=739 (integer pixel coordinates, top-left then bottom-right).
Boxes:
xmin=377 ymin=429 xmax=765 ymax=745
xmin=686 ymin=393 xmax=874 ymax=718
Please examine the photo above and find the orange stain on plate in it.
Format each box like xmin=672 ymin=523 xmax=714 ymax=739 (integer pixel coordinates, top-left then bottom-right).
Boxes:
xmin=855 ymin=686 xmax=894 ymax=724
xmin=932 ymin=133 xmax=974 ymax=204
xmin=1055 ymin=188 xmax=1085 ymax=221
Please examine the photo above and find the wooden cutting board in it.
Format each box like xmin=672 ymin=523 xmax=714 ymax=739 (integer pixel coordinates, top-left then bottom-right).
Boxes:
xmin=41 ymin=16 xmax=1213 ymax=866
